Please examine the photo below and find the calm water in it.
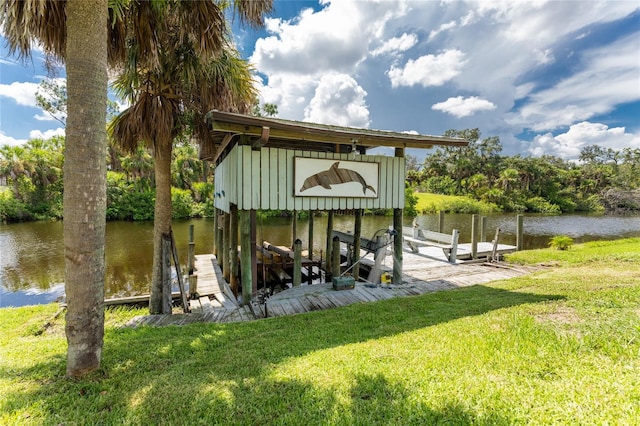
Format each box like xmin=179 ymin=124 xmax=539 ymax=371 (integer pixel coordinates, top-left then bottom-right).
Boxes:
xmin=1 ymin=213 xmax=639 ymax=307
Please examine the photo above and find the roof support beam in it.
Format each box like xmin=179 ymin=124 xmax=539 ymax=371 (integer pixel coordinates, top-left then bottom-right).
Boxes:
xmin=252 ymin=126 xmax=270 ymax=149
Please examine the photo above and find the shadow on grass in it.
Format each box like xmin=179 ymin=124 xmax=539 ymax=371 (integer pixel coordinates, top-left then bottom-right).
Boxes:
xmin=2 ymin=284 xmax=561 ymax=424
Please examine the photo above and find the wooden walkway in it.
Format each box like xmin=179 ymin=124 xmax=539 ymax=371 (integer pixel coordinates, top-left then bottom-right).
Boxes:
xmin=123 ymin=250 xmax=538 ymax=328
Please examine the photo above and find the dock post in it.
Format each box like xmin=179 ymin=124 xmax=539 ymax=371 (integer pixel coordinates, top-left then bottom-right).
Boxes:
xmin=325 ymin=211 xmax=334 ymax=282
xmin=161 ymin=234 xmax=172 ymax=314
xmin=516 ymin=214 xmax=524 ymax=251
xmin=480 ymin=216 xmax=487 ymax=242
xmin=393 ymin=208 xmax=403 ymax=285
xmin=215 ymin=210 xmax=223 ymax=260
xmin=223 ymin=212 xmax=231 ymax=281
xmin=251 ymin=209 xmax=258 ymax=298
xmin=332 ymin=236 xmax=340 ymax=280
xmin=188 ymin=224 xmax=195 ymax=275
xmin=230 ymin=204 xmax=239 ymax=296
xmin=293 ymin=239 xmax=302 ymax=287
xmin=353 ymin=209 xmax=362 ymax=281
xmin=292 ymin=211 xmax=298 ymax=247
xmin=438 ymin=210 xmax=445 ymax=233
xmin=308 ymin=211 xmax=314 ymax=284
xmin=239 ymin=210 xmax=252 ymax=306
xmin=471 ymin=214 xmax=478 ymax=259
xmin=212 ymin=208 xmax=218 ymax=256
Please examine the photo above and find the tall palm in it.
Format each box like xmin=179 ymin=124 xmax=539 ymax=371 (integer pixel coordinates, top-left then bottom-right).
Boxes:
xmin=1 ymin=0 xmax=271 ymax=371
xmin=1 ymin=0 xmax=108 ymax=377
xmin=111 ymin=27 xmax=258 ymax=313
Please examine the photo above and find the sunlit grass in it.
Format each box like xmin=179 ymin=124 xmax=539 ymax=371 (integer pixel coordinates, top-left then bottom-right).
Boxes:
xmin=414 ymin=192 xmax=497 ymax=214
xmin=1 ymin=238 xmax=639 ymax=424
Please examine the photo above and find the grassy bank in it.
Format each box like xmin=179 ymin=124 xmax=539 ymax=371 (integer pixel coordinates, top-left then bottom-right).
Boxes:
xmin=1 ymin=239 xmax=639 ymax=425
xmin=414 ymin=192 xmax=497 ymax=214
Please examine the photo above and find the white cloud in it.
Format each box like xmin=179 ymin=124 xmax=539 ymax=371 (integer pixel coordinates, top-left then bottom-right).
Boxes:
xmin=511 ymin=34 xmax=640 ymax=132
xmin=528 ymin=121 xmax=640 ymax=159
xmin=304 ymin=73 xmax=370 ymax=128
xmin=371 ymin=33 xmax=417 ymax=57
xmin=432 ymin=96 xmax=496 ymax=118
xmin=29 ymin=127 xmax=65 ymax=140
xmin=250 ymin=0 xmax=409 ymax=120
xmin=0 ymin=81 xmax=39 ymax=107
xmin=0 ymin=131 xmax=27 ymax=147
xmin=534 ymin=48 xmax=554 ymax=65
xmin=387 ymin=49 xmax=466 ymax=88
xmin=428 ymin=20 xmax=457 ymax=41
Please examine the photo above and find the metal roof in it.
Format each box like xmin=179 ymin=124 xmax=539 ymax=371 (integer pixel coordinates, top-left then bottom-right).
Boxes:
xmin=202 ymin=110 xmax=467 ymax=163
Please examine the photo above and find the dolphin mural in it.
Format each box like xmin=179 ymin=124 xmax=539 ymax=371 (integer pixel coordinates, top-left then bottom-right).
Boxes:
xmin=300 ymin=162 xmax=376 ymax=195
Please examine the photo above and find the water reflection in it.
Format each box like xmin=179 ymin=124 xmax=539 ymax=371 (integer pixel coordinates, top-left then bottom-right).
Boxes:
xmin=1 ymin=213 xmax=639 ymax=306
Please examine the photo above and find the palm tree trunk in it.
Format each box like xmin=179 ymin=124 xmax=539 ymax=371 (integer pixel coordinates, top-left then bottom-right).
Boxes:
xmin=149 ymin=143 xmax=173 ymax=313
xmin=64 ymin=0 xmax=108 ymax=377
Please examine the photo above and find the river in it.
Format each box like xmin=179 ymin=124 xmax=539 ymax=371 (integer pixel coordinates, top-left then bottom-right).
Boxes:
xmin=1 ymin=213 xmax=639 ymax=307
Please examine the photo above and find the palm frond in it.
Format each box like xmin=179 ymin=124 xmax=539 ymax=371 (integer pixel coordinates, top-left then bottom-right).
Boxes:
xmin=0 ymin=0 xmax=65 ymax=60
xmin=233 ymin=0 xmax=273 ymax=28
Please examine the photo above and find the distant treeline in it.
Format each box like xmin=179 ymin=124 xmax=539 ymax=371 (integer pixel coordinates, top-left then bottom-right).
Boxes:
xmin=2 ymin=130 xmax=639 ymax=223
xmin=407 ymin=129 xmax=640 ymax=215
xmin=0 ymin=136 xmax=214 ymax=223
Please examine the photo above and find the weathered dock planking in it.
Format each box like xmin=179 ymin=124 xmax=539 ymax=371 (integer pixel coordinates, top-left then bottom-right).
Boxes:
xmin=123 ymin=251 xmax=540 ymax=328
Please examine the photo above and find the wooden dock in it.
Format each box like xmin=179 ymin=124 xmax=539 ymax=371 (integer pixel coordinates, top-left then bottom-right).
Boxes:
xmin=124 ymin=248 xmax=537 ymax=328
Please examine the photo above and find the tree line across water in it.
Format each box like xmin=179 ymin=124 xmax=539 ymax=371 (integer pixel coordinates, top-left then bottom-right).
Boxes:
xmin=0 ymin=135 xmax=213 ymax=222
xmin=2 ymin=128 xmax=638 ymax=223
xmin=407 ymin=129 xmax=640 ymax=215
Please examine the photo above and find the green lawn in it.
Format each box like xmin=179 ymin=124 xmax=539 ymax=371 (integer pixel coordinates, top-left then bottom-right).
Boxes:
xmin=1 ymin=239 xmax=639 ymax=425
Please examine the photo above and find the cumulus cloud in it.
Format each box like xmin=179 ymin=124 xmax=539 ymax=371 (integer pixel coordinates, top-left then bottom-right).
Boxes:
xmin=0 ymin=131 xmax=27 ymax=147
xmin=0 ymin=81 xmax=39 ymax=107
xmin=304 ymin=73 xmax=370 ymax=128
xmin=371 ymin=33 xmax=417 ymax=57
xmin=511 ymin=34 xmax=640 ymax=132
xmin=528 ymin=121 xmax=640 ymax=159
xmin=387 ymin=49 xmax=466 ymax=88
xmin=250 ymin=1 xmax=409 ymax=120
xmin=431 ymin=96 xmax=496 ymax=118
xmin=29 ymin=127 xmax=65 ymax=140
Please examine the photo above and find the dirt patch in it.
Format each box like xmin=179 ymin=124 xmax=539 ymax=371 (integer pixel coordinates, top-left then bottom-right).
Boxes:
xmin=535 ymin=306 xmax=581 ymax=325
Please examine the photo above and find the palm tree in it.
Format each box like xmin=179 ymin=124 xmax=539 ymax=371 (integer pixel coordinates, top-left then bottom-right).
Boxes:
xmin=1 ymin=0 xmax=109 ymax=377
xmin=1 ymin=0 xmax=271 ymax=373
xmin=110 ymin=25 xmax=259 ymax=314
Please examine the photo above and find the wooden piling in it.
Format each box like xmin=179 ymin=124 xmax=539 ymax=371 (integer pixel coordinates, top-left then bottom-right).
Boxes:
xmin=239 ymin=210 xmax=252 ymax=305
xmin=332 ymin=235 xmax=340 ymax=279
xmin=491 ymin=227 xmax=501 ymax=261
xmin=214 ymin=210 xmax=222 ymax=260
xmin=393 ymin=208 xmax=403 ymax=285
xmin=325 ymin=211 xmax=334 ymax=281
xmin=471 ymin=214 xmax=478 ymax=259
xmin=480 ymin=216 xmax=487 ymax=242
xmin=293 ymin=239 xmax=302 ymax=287
xmin=161 ymin=234 xmax=172 ymax=314
xmin=438 ymin=210 xmax=445 ymax=233
xmin=308 ymin=211 xmax=314 ymax=284
xmin=188 ymin=224 xmax=195 ymax=275
xmin=230 ymin=204 xmax=239 ymax=296
xmin=223 ymin=212 xmax=231 ymax=281
xmin=251 ymin=209 xmax=258 ymax=297
xmin=292 ymin=211 xmax=298 ymax=247
xmin=353 ymin=208 xmax=362 ymax=281
xmin=516 ymin=214 xmax=524 ymax=251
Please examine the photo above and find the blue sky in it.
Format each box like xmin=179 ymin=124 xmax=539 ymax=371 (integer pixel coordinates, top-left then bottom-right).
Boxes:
xmin=1 ymin=0 xmax=639 ymax=161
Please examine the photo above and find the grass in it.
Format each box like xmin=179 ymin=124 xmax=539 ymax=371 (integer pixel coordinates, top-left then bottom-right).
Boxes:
xmin=413 ymin=192 xmax=497 ymax=214
xmin=1 ymin=239 xmax=639 ymax=425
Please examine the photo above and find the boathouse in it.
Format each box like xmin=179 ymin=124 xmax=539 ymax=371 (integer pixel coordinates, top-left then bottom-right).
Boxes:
xmin=201 ymin=110 xmax=467 ymax=305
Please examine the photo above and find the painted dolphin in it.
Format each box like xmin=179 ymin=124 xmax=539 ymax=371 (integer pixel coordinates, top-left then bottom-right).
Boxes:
xmin=300 ymin=162 xmax=376 ymax=194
